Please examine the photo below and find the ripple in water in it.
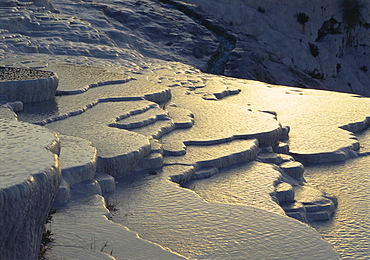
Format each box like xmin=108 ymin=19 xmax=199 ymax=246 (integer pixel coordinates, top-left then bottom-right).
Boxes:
xmin=304 ymin=129 xmax=370 ymax=259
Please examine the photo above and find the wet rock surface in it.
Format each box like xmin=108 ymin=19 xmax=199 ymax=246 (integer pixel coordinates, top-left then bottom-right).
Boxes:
xmin=0 ymin=0 xmax=369 ymax=259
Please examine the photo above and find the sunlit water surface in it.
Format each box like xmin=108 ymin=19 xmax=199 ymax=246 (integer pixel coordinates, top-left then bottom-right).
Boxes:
xmin=304 ymin=129 xmax=370 ymax=259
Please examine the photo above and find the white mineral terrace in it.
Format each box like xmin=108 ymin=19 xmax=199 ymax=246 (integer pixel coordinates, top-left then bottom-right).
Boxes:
xmin=0 ymin=0 xmax=369 ymax=259
xmin=2 ymin=60 xmax=369 ymax=259
xmin=0 ymin=107 xmax=60 ymax=259
xmin=0 ymin=66 xmax=59 ymax=103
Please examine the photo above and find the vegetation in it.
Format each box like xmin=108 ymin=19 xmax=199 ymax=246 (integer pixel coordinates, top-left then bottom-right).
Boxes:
xmin=307 ymin=69 xmax=324 ymax=80
xmin=296 ymin=12 xmax=309 ymax=25
xmin=39 ymin=209 xmax=56 ymax=259
xmin=309 ymin=43 xmax=319 ymax=57
xmin=340 ymin=0 xmax=365 ymax=30
xmin=296 ymin=12 xmax=309 ymax=33
xmin=257 ymin=7 xmax=266 ymax=14
xmin=336 ymin=63 xmax=342 ymax=73
xmin=105 ymin=196 xmax=120 ymax=212
xmin=89 ymin=238 xmax=113 ymax=255
xmin=360 ymin=65 xmax=368 ymax=72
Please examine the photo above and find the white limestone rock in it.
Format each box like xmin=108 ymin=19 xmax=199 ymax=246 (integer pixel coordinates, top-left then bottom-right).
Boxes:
xmin=162 ymin=86 xmax=283 ymax=148
xmin=52 ymin=135 xmax=98 ymax=206
xmin=47 ymin=195 xmax=186 ymax=260
xmin=256 ymin=152 xmax=284 ymax=165
xmin=162 ymin=140 xmax=187 ymax=156
xmin=166 ymin=104 xmax=194 ymax=129
xmin=95 ymin=172 xmax=116 ymax=194
xmin=165 ymin=139 xmax=259 ymax=170
xmin=72 ymin=180 xmax=102 ymax=196
xmin=0 ymin=95 xmax=23 ymax=112
xmin=192 ymin=167 xmax=219 ymax=180
xmin=279 ymin=153 xmax=295 ymax=163
xmin=294 ymin=185 xmax=337 ymax=222
xmin=0 ymin=67 xmax=59 ymax=103
xmin=44 ymin=101 xmax=153 ymax=178
xmin=7 ymin=100 xmax=23 ymax=112
xmin=47 ymin=247 xmax=115 ymax=260
xmin=220 ymin=79 xmax=370 ymax=163
xmin=275 ymin=182 xmax=295 ymax=203
xmin=59 ymin=135 xmax=98 ymax=186
xmin=0 ymin=117 xmax=61 ymax=259
xmin=273 ymin=142 xmax=290 ymax=154
xmin=136 ymin=152 xmax=164 ymax=171
xmin=0 ymin=104 xmax=17 ymax=120
xmin=111 ymin=104 xmax=169 ymax=130
xmin=52 ymin=178 xmax=71 ymax=208
xmin=280 ymin=201 xmax=309 ymax=223
xmin=279 ymin=161 xmax=306 ymax=183
xmin=111 ymin=163 xmax=340 ymax=259
xmin=167 ymin=165 xmax=195 ymax=185
xmin=46 ymin=64 xmax=133 ymax=93
xmin=185 ymin=161 xmax=285 ymax=215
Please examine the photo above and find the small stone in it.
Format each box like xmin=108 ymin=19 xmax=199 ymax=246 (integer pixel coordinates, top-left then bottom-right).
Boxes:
xmin=280 ymin=161 xmax=305 ymax=182
xmin=95 ymin=172 xmax=116 ymax=193
xmin=275 ymin=182 xmax=294 ymax=203
xmin=72 ymin=180 xmax=102 ymax=196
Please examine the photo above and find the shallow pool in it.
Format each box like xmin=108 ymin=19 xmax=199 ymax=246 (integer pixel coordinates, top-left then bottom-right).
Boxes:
xmin=305 ymin=129 xmax=370 ymax=259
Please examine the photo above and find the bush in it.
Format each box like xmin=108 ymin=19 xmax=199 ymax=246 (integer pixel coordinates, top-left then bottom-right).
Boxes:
xmin=307 ymin=69 xmax=324 ymax=80
xmin=105 ymin=196 xmax=120 ymax=212
xmin=258 ymin=7 xmax=266 ymax=13
xmin=336 ymin=63 xmax=342 ymax=73
xmin=360 ymin=65 xmax=368 ymax=72
xmin=340 ymin=0 xmax=365 ymax=30
xmin=296 ymin=12 xmax=309 ymax=24
xmin=309 ymin=43 xmax=319 ymax=57
xmin=39 ymin=209 xmax=56 ymax=259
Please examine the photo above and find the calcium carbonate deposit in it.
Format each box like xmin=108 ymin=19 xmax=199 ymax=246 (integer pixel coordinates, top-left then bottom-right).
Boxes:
xmin=0 ymin=0 xmax=369 ymax=259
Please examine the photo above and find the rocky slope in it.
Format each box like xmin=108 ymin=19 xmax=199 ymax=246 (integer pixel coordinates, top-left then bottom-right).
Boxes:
xmin=172 ymin=0 xmax=370 ymax=96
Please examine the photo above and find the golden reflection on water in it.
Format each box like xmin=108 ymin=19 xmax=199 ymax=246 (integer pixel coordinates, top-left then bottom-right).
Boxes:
xmin=223 ymin=80 xmax=370 ymax=156
xmin=304 ymin=129 xmax=370 ymax=259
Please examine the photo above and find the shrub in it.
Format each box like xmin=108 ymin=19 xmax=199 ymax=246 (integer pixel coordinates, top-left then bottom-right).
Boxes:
xmin=309 ymin=43 xmax=319 ymax=57
xmin=105 ymin=196 xmax=120 ymax=212
xmin=360 ymin=65 xmax=368 ymax=72
xmin=296 ymin=12 xmax=309 ymax=24
xmin=336 ymin=63 xmax=342 ymax=73
xmin=307 ymin=69 xmax=324 ymax=80
xmin=340 ymin=0 xmax=365 ymax=30
xmin=39 ymin=209 xmax=56 ymax=258
xmin=258 ymin=7 xmax=266 ymax=13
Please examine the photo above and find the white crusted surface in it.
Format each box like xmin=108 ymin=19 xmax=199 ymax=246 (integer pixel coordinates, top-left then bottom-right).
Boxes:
xmin=47 ymin=247 xmax=115 ymax=260
xmin=59 ymin=134 xmax=97 ymax=186
xmin=164 ymin=139 xmax=259 ymax=169
xmin=0 ymin=105 xmax=17 ymax=120
xmin=186 ymin=161 xmax=285 ymax=215
xmin=0 ymin=115 xmax=60 ymax=259
xmin=161 ymin=86 xmax=282 ymax=146
xmin=47 ymin=195 xmax=186 ymax=260
xmin=0 ymin=67 xmax=58 ymax=103
xmin=221 ymin=79 xmax=370 ymax=162
xmin=45 ymin=63 xmax=131 ymax=92
xmin=0 ymin=0 xmax=368 ymax=259
xmin=111 ymin=165 xmax=339 ymax=260
xmin=0 ymin=119 xmax=59 ymax=188
xmin=95 ymin=172 xmax=116 ymax=193
xmin=45 ymin=101 xmax=152 ymax=177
